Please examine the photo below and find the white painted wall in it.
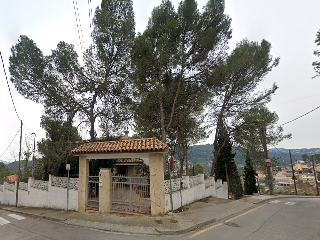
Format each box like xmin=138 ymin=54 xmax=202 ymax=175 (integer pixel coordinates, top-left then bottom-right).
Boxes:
xmin=1 ymin=174 xmax=228 ymax=214
xmin=0 ymin=175 xmax=78 ymax=211
xmin=165 ymin=175 xmax=228 ymax=212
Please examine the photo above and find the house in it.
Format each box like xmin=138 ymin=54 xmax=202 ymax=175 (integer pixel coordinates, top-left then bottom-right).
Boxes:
xmin=6 ymin=174 xmax=18 ymax=182
xmin=114 ymin=158 xmax=143 ymax=177
xmin=294 ymin=162 xmax=309 ymax=173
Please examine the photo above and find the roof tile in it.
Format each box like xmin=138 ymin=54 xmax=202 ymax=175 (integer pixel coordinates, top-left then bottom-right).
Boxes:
xmin=71 ymin=138 xmax=169 ymax=155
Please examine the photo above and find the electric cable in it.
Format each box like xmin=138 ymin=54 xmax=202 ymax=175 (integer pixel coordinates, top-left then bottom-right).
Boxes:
xmin=280 ymin=105 xmax=320 ymax=126
xmin=0 ymin=50 xmax=20 ymax=121
xmin=73 ymin=0 xmax=85 ymax=51
xmin=270 ymin=94 xmax=320 ymax=107
xmin=0 ymin=127 xmax=21 ymax=158
xmin=88 ymin=0 xmax=93 ymax=29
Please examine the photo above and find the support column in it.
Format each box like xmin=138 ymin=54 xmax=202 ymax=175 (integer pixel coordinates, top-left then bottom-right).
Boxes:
xmin=78 ymin=156 xmax=89 ymax=212
xmin=99 ymin=168 xmax=112 ymax=214
xmin=149 ymin=153 xmax=165 ymax=215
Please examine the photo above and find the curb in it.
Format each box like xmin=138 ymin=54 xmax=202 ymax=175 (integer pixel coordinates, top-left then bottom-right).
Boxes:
xmin=2 ymin=195 xmax=319 ymax=236
xmin=155 ymin=218 xmax=217 ymax=235
xmin=0 ymin=206 xmax=67 ymax=222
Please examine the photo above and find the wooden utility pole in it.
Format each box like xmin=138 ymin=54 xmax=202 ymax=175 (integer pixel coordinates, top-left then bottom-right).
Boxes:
xmin=15 ymin=120 xmax=22 ymax=207
xmin=312 ymin=157 xmax=319 ymax=196
xmin=289 ymin=150 xmax=297 ymax=195
xmin=260 ymin=128 xmax=273 ymax=195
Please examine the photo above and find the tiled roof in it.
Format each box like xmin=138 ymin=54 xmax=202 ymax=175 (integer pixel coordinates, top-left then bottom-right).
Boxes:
xmin=7 ymin=174 xmax=18 ymax=182
xmin=71 ymin=138 xmax=169 ymax=155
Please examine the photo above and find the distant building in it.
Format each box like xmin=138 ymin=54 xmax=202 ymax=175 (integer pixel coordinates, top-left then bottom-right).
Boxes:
xmin=6 ymin=174 xmax=18 ymax=182
xmin=294 ymin=162 xmax=309 ymax=173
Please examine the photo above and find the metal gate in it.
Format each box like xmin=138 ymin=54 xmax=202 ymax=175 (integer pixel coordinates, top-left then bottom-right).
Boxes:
xmin=111 ymin=176 xmax=151 ymax=214
xmin=87 ymin=176 xmax=99 ymax=209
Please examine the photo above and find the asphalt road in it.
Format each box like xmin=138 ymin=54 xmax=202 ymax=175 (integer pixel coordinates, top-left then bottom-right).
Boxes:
xmin=0 ymin=208 xmax=168 ymax=240
xmin=189 ymin=197 xmax=320 ymax=240
xmin=1 ymin=197 xmax=320 ymax=240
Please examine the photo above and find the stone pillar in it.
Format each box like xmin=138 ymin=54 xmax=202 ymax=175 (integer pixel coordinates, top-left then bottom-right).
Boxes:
xmin=78 ymin=156 xmax=89 ymax=212
xmin=99 ymin=168 xmax=112 ymax=214
xmin=149 ymin=153 xmax=165 ymax=215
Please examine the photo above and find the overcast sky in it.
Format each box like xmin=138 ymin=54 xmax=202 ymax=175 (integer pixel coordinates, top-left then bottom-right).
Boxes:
xmin=1 ymin=0 xmax=320 ymax=162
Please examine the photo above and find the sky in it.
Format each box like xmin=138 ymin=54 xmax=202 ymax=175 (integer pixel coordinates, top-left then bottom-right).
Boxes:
xmin=1 ymin=0 xmax=320 ymax=162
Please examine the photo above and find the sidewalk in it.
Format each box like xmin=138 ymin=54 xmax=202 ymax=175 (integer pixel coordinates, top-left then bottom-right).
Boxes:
xmin=0 ymin=195 xmax=289 ymax=235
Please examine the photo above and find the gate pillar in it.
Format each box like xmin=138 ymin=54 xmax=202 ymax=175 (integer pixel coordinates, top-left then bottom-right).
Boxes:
xmin=149 ymin=153 xmax=165 ymax=215
xmin=99 ymin=168 xmax=112 ymax=214
xmin=78 ymin=156 xmax=89 ymax=212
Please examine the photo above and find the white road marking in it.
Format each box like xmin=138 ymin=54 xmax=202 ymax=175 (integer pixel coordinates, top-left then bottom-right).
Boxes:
xmin=269 ymin=200 xmax=281 ymax=204
xmin=8 ymin=214 xmax=25 ymax=220
xmin=285 ymin=202 xmax=296 ymax=205
xmin=0 ymin=217 xmax=10 ymax=226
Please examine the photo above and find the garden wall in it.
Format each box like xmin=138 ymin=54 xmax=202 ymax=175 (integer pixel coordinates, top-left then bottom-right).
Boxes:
xmin=164 ymin=174 xmax=228 ymax=212
xmin=0 ymin=175 xmax=78 ymax=211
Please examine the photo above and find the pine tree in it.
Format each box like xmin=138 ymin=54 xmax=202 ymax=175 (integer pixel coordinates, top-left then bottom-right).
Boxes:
xmin=244 ymin=152 xmax=258 ymax=195
xmin=215 ymin=128 xmax=243 ymax=199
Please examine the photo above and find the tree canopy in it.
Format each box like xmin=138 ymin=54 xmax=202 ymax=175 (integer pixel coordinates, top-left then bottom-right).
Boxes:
xmin=234 ymin=106 xmax=291 ymax=168
xmin=36 ymin=116 xmax=82 ymax=180
xmin=207 ymin=39 xmax=279 ymax=175
xmin=9 ymin=0 xmax=135 ymax=141
xmin=132 ymin=0 xmax=231 ymax=145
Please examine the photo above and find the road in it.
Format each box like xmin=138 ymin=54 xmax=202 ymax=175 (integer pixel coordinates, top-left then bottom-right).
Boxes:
xmin=189 ymin=197 xmax=320 ymax=240
xmin=1 ymin=197 xmax=319 ymax=239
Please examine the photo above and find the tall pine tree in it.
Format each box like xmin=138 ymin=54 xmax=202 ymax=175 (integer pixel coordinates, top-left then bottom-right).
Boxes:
xmin=244 ymin=151 xmax=258 ymax=195
xmin=214 ymin=127 xmax=243 ymax=199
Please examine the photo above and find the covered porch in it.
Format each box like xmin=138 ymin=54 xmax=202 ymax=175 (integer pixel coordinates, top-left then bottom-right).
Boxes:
xmin=71 ymin=137 xmax=169 ymax=216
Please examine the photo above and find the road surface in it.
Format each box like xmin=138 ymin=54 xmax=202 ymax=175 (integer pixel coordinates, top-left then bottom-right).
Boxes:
xmin=1 ymin=197 xmax=319 ymax=239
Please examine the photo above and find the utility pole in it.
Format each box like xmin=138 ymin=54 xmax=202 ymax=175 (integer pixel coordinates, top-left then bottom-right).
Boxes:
xmin=31 ymin=133 xmax=36 ymax=178
xmin=289 ymin=150 xmax=297 ymax=195
xmin=311 ymin=157 xmax=319 ymax=196
xmin=15 ymin=120 xmax=22 ymax=207
xmin=260 ymin=128 xmax=273 ymax=195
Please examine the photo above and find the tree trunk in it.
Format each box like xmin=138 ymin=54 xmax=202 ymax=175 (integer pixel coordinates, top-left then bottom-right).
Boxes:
xmin=260 ymin=128 xmax=274 ymax=195
xmin=211 ymin=112 xmax=224 ymax=176
xmin=89 ymin=94 xmax=97 ymax=142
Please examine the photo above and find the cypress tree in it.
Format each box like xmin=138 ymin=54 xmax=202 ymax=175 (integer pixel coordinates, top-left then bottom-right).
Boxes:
xmin=244 ymin=152 xmax=258 ymax=195
xmin=215 ymin=128 xmax=243 ymax=199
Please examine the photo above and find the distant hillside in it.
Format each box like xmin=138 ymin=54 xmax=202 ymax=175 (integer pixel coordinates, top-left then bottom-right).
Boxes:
xmin=0 ymin=159 xmax=9 ymax=165
xmin=188 ymin=144 xmax=320 ymax=167
xmin=5 ymin=161 xmax=25 ymax=171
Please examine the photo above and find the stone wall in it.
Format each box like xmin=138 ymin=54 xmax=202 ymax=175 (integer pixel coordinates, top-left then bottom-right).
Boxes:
xmin=164 ymin=174 xmax=228 ymax=212
xmin=0 ymin=175 xmax=78 ymax=211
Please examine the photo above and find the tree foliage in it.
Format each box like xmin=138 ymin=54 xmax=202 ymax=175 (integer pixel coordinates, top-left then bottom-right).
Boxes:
xmin=313 ymin=30 xmax=320 ymax=78
xmin=132 ymin=0 xmax=231 ymax=146
xmin=234 ymin=106 xmax=291 ymax=168
xmin=0 ymin=162 xmax=12 ymax=184
xmin=189 ymin=163 xmax=204 ymax=176
xmin=207 ymin=39 xmax=280 ymax=175
xmin=36 ymin=116 xmax=82 ymax=180
xmin=9 ymin=0 xmax=135 ymax=141
xmin=214 ymin=127 xmax=243 ymax=199
xmin=244 ymin=152 xmax=258 ymax=195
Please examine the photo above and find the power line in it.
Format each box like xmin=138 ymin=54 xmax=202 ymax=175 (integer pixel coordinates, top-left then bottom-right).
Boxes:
xmin=280 ymin=105 xmax=320 ymax=126
xmin=0 ymin=50 xmax=20 ymax=121
xmin=270 ymin=94 xmax=320 ymax=107
xmin=73 ymin=0 xmax=85 ymax=51
xmin=0 ymin=127 xmax=21 ymax=158
xmin=271 ymin=144 xmax=288 ymax=157
xmin=88 ymin=0 xmax=93 ymax=29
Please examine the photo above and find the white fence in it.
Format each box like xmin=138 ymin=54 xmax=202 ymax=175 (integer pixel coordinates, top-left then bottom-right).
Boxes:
xmin=164 ymin=174 xmax=228 ymax=212
xmin=1 ymin=174 xmax=227 ymax=213
xmin=0 ymin=175 xmax=78 ymax=211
